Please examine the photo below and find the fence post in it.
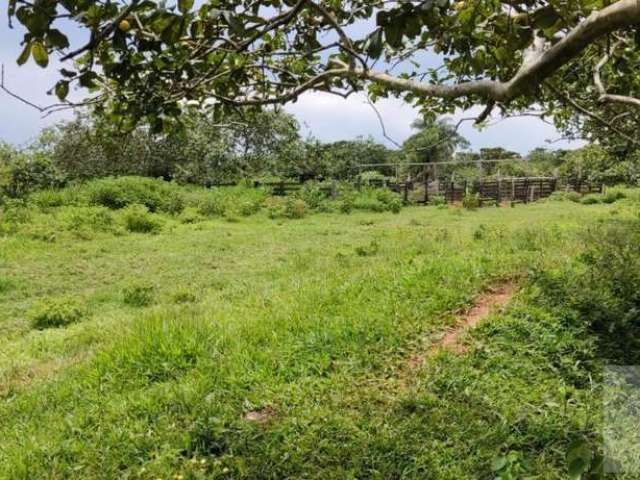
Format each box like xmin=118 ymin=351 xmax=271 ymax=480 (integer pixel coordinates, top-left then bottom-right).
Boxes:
xmin=424 ymin=173 xmax=429 ymax=204
xmin=403 ymin=183 xmax=409 ymax=204
xmin=331 ymin=180 xmax=338 ymax=199
xmin=524 ymin=178 xmax=529 ymax=203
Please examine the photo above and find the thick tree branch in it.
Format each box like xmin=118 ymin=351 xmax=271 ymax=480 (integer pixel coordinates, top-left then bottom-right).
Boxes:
xmin=333 ymin=0 xmax=640 ymax=103
xmin=593 ymin=41 xmax=640 ymax=108
xmin=546 ymin=81 xmax=639 ymax=145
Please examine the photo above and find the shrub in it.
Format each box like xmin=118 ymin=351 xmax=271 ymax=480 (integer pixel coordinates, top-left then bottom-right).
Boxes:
xmin=0 ymin=152 xmax=65 ymax=198
xmin=566 ymin=191 xmax=582 ymax=203
xmin=29 ymin=297 xmax=84 ymax=329
xmin=295 ymin=182 xmax=329 ymax=210
xmin=83 ymin=176 xmax=184 ymax=213
xmin=195 ymin=193 xmax=225 ymax=217
xmin=580 ymin=194 xmax=601 ymax=205
xmin=179 ymin=206 xmax=205 ymax=224
xmin=533 ymin=220 xmax=640 ymax=361
xmin=601 ymin=190 xmax=626 ymax=204
xmin=353 ymin=195 xmax=386 ymax=213
xmin=119 ymin=204 xmax=163 ymax=233
xmin=60 ymin=206 xmax=115 ymax=233
xmin=462 ymin=192 xmax=481 ymax=210
xmin=30 ymin=188 xmax=73 ymax=209
xmin=266 ymin=197 xmax=308 ymax=219
xmin=428 ymin=194 xmax=446 ymax=206
xmin=0 ymin=199 xmax=32 ymax=227
xmin=122 ymin=281 xmax=155 ymax=307
xmin=375 ymin=188 xmax=402 ymax=213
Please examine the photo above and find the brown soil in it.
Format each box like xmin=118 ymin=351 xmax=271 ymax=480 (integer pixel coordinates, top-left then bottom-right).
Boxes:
xmin=243 ymin=406 xmax=277 ymax=424
xmin=405 ymin=281 xmax=517 ymax=375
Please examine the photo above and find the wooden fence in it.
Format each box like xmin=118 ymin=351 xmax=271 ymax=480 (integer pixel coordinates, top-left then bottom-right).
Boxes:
xmin=214 ymin=177 xmax=603 ymax=206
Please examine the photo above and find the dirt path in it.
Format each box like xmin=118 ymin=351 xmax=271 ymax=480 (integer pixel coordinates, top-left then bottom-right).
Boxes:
xmin=404 ymin=281 xmax=518 ymax=378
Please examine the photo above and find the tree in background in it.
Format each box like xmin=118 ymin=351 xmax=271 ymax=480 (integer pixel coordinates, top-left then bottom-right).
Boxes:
xmin=37 ymin=109 xmax=303 ymax=185
xmin=559 ymin=145 xmax=640 ymax=186
xmin=402 ymin=118 xmax=469 ymax=178
xmin=278 ymin=136 xmax=391 ymax=180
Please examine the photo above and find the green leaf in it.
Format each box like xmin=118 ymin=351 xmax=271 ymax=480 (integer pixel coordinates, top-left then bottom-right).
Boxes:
xmin=532 ymin=6 xmax=561 ymax=29
xmin=178 ymin=0 xmax=194 ymax=14
xmin=54 ymin=80 xmax=69 ymax=100
xmin=384 ymin=21 xmax=402 ymax=49
xmin=366 ymin=29 xmax=384 ymax=59
xmin=47 ymin=29 xmax=70 ymax=49
xmin=31 ymin=41 xmax=49 ymax=68
xmin=223 ymin=11 xmax=244 ymax=34
xmin=16 ymin=42 xmax=31 ymax=66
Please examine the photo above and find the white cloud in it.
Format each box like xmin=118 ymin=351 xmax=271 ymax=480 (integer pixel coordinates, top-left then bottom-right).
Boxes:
xmin=286 ymin=91 xmax=584 ymax=154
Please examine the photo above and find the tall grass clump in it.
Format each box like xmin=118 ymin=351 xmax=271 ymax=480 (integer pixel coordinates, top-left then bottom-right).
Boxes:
xmin=122 ymin=281 xmax=156 ymax=307
xmin=93 ymin=313 xmax=216 ymax=385
xmin=29 ymin=296 xmax=85 ymax=329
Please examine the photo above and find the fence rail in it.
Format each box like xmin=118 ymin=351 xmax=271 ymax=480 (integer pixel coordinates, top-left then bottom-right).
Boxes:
xmin=210 ymin=176 xmax=604 ymax=206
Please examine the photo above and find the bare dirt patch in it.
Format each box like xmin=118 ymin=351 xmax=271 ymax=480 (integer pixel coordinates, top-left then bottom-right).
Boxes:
xmin=404 ymin=281 xmax=517 ymax=377
xmin=243 ymin=406 xmax=277 ymax=424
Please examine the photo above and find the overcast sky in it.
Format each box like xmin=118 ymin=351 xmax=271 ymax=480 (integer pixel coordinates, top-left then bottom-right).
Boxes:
xmin=0 ymin=3 xmax=583 ymax=154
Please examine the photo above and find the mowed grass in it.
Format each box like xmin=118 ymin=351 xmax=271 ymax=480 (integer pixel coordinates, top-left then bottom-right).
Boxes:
xmin=0 ymin=199 xmax=629 ymax=478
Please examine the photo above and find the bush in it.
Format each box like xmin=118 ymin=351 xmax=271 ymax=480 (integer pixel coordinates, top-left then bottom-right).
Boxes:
xmin=194 ymin=192 xmax=226 ymax=217
xmin=462 ymin=192 xmax=481 ymax=210
xmin=29 ymin=297 xmax=85 ymax=329
xmin=60 ymin=206 xmax=115 ymax=234
xmin=295 ymin=182 xmax=329 ymax=210
xmin=179 ymin=206 xmax=205 ymax=224
xmin=428 ymin=194 xmax=446 ymax=206
xmin=30 ymin=188 xmax=74 ymax=209
xmin=566 ymin=191 xmax=582 ymax=203
xmin=83 ymin=176 xmax=184 ymax=213
xmin=580 ymin=194 xmax=601 ymax=205
xmin=533 ymin=220 xmax=640 ymax=361
xmin=375 ymin=188 xmax=402 ymax=213
xmin=0 ymin=152 xmax=65 ymax=198
xmin=122 ymin=281 xmax=155 ymax=307
xmin=601 ymin=189 xmax=626 ymax=204
xmin=266 ymin=197 xmax=308 ymax=219
xmin=119 ymin=204 xmax=163 ymax=234
xmin=347 ymin=187 xmax=402 ymax=213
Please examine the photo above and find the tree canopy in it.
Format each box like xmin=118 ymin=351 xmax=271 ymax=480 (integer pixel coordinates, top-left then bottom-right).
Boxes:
xmin=5 ymin=0 xmax=640 ymax=147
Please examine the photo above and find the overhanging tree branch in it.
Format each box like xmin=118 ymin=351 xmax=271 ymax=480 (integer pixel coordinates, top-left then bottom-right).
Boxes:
xmin=593 ymin=40 xmax=640 ymax=108
xmin=332 ymin=0 xmax=640 ymax=103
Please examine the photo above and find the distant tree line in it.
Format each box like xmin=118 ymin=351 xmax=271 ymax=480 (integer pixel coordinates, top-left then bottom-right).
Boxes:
xmin=2 ymin=110 xmax=640 ymax=200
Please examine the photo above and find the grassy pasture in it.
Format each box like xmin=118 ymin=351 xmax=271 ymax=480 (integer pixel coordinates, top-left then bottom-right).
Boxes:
xmin=0 ymin=190 xmax=635 ymax=478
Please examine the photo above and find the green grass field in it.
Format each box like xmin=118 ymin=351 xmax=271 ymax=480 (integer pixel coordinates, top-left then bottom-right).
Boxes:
xmin=0 ymin=191 xmax=636 ymax=478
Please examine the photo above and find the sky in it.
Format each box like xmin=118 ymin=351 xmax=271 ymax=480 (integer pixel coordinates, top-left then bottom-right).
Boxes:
xmin=0 ymin=3 xmax=583 ymax=154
